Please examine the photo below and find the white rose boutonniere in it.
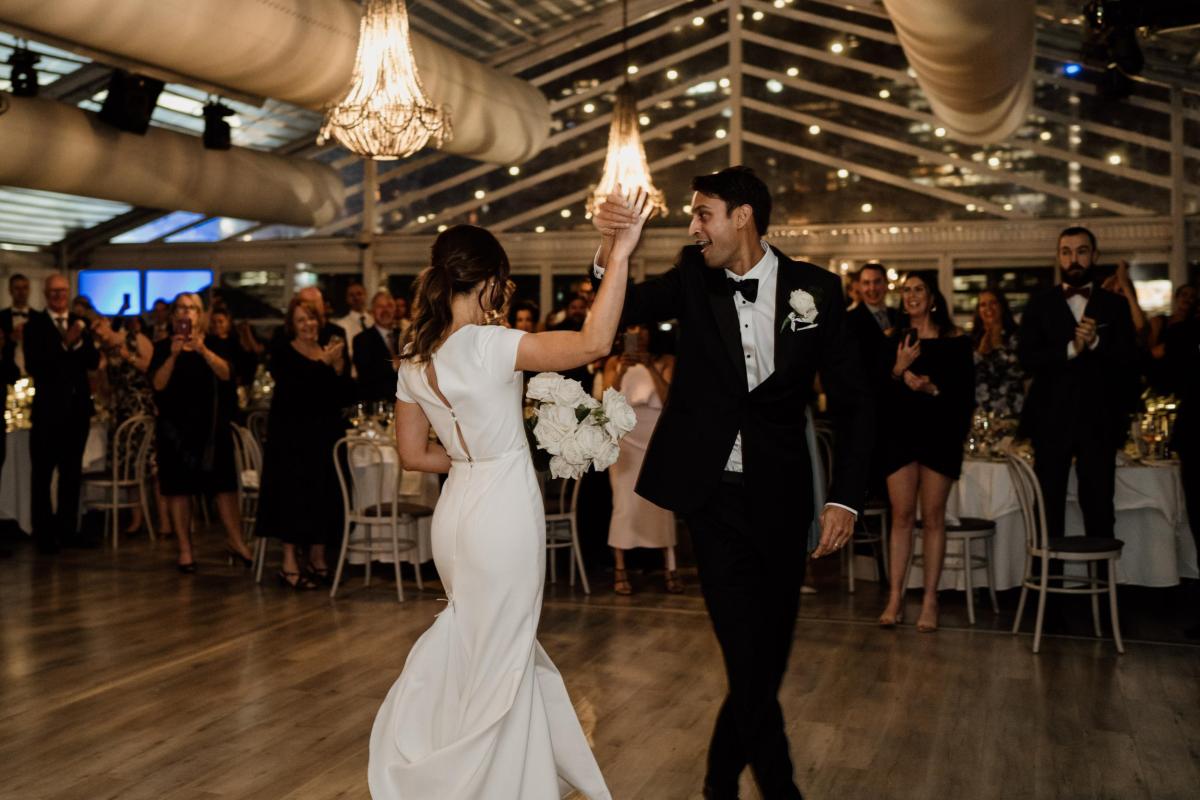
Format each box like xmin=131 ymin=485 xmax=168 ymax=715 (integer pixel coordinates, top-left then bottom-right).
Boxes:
xmin=782 ymin=288 xmax=819 ymax=332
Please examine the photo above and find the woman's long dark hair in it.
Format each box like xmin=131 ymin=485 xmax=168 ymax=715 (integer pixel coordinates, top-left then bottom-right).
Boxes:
xmin=401 ymin=225 xmax=510 ymax=362
xmin=897 ymin=272 xmax=956 ymax=337
xmin=970 ymin=287 xmax=1017 ymax=347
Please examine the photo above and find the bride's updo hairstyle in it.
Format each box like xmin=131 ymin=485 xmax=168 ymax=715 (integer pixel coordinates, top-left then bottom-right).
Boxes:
xmin=402 ymin=224 xmax=510 ymax=362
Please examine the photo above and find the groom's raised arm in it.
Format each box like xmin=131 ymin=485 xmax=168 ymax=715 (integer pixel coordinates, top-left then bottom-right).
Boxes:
xmin=591 ymin=247 xmax=682 ymax=327
xmin=812 ymin=271 xmax=874 ymax=515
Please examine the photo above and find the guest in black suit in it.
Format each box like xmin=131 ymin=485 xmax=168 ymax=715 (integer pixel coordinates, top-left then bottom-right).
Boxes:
xmin=1017 ymin=226 xmax=1138 ymax=551
xmin=592 ymin=167 xmax=872 ymax=800
xmin=23 ymin=274 xmax=100 ymax=552
xmin=877 ymin=273 xmax=975 ymax=632
xmin=846 ymin=262 xmax=898 ymax=496
xmin=0 ymin=272 xmax=33 ymax=373
xmin=353 ymin=289 xmax=401 ymax=405
xmin=1165 ymin=307 xmax=1200 ymax=637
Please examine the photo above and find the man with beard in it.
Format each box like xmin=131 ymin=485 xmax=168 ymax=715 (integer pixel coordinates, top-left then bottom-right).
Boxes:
xmin=1017 ymin=226 xmax=1137 ymax=552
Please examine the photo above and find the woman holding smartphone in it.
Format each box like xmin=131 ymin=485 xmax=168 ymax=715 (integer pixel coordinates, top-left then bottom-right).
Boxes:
xmin=149 ymin=292 xmax=253 ymax=573
xmin=877 ymin=274 xmax=975 ymax=632
xmin=600 ymin=323 xmax=678 ymax=594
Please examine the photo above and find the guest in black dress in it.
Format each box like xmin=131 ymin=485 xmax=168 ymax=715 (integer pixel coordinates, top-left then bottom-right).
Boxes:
xmin=149 ymin=293 xmax=254 ymax=573
xmin=255 ymin=297 xmax=354 ymax=589
xmin=877 ymin=273 xmax=975 ymax=632
xmin=209 ymin=307 xmax=259 ymax=389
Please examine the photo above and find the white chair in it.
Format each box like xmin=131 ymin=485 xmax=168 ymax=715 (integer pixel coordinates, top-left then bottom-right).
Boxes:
xmin=82 ymin=414 xmax=155 ymax=550
xmin=1006 ymin=453 xmax=1124 ymax=654
xmin=331 ymin=436 xmax=427 ymax=602
xmin=904 ymin=516 xmax=999 ymax=625
xmin=544 ymin=475 xmax=589 ymax=594
xmin=229 ymin=424 xmax=267 ymax=577
xmin=814 ymin=422 xmax=888 ymax=592
xmin=246 ymin=409 xmax=269 ymax=450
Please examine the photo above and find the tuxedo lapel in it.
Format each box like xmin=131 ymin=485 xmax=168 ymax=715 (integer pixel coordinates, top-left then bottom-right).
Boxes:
xmin=1053 ymin=285 xmax=1078 ymax=333
xmin=772 ymin=255 xmax=798 ymax=375
xmin=704 ymin=267 xmax=749 ymax=391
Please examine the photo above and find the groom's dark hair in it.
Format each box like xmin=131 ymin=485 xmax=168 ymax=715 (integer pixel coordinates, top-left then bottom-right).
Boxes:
xmin=691 ymin=166 xmax=771 ymax=236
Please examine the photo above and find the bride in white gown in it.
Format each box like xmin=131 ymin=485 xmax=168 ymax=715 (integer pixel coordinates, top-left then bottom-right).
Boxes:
xmin=369 ymin=190 xmax=653 ymax=799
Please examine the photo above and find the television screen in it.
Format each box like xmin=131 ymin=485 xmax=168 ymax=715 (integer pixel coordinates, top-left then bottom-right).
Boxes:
xmin=76 ymin=270 xmax=142 ymax=315
xmin=145 ymin=269 xmax=214 ymax=306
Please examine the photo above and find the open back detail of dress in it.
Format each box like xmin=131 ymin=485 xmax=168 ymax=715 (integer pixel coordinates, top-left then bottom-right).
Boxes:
xmin=369 ymin=324 xmax=611 ymax=800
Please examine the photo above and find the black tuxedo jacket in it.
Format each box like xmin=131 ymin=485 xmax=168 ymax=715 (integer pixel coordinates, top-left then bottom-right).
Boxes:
xmin=353 ymin=326 xmax=399 ymax=404
xmin=0 ymin=307 xmax=31 ymax=362
xmin=596 ymin=244 xmax=873 ymax=525
xmin=1165 ymin=317 xmax=1200 ymax=455
xmin=1017 ymin=283 xmax=1138 ymax=448
xmin=22 ymin=310 xmax=100 ymax=420
xmin=846 ymin=303 xmax=898 ymax=385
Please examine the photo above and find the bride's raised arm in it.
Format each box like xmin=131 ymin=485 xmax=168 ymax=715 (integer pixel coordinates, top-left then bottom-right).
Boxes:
xmin=514 ymin=188 xmax=652 ymax=374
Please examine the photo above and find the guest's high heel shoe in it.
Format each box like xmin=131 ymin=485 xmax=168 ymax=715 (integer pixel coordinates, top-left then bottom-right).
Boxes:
xmin=878 ymin=606 xmax=904 ymax=628
xmin=177 ymin=561 xmax=197 ymax=574
xmin=226 ymin=548 xmax=253 ymax=568
xmin=916 ymin=603 xmax=939 ymax=633
xmin=613 ymin=568 xmax=633 ymax=596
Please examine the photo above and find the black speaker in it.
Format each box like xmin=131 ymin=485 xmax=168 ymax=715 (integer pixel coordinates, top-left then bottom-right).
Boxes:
xmin=98 ymin=70 xmax=165 ymax=135
xmin=7 ymin=48 xmax=39 ymax=97
xmin=202 ymin=102 xmax=233 ymax=150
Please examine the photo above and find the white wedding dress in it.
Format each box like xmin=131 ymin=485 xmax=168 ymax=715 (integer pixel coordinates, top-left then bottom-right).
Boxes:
xmin=369 ymin=324 xmax=611 ymax=800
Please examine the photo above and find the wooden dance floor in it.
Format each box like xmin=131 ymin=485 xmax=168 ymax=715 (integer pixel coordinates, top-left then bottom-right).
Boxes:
xmin=2 ymin=535 xmax=1198 ymax=800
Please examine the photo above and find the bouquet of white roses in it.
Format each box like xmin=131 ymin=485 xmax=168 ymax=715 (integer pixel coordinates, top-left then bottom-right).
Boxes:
xmin=525 ymin=372 xmax=637 ymax=480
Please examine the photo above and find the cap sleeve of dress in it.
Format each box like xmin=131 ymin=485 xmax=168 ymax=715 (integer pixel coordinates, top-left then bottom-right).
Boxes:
xmin=394 ymin=363 xmax=416 ymax=403
xmin=475 ymin=325 xmax=527 ymax=382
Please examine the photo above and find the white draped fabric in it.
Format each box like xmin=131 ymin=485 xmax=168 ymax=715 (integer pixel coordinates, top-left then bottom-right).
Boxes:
xmin=882 ymin=0 xmax=1036 ymax=143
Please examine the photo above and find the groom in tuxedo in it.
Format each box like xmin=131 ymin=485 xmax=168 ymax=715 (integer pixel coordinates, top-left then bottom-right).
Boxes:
xmin=592 ymin=167 xmax=872 ymax=799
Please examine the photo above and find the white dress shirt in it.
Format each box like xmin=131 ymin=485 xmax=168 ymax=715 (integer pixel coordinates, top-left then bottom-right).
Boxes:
xmin=596 ymin=242 xmax=856 ymax=518
xmin=1064 ymin=286 xmax=1100 ymax=359
xmin=723 ymin=242 xmax=777 ymax=472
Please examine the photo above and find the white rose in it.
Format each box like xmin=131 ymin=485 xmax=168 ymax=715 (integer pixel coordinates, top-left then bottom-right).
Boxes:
xmin=560 ymin=436 xmax=587 ymax=467
xmin=788 ymin=289 xmax=818 ymax=324
xmin=591 ymin=440 xmax=620 ymax=472
xmin=601 ymin=387 xmax=637 ymax=438
xmin=533 ymin=404 xmax=578 ymax=455
xmin=550 ymin=454 xmax=585 ymax=480
xmin=550 ymin=377 xmax=589 ymax=409
xmin=575 ymin=422 xmax=609 ymax=460
xmin=526 ymin=372 xmax=563 ymax=403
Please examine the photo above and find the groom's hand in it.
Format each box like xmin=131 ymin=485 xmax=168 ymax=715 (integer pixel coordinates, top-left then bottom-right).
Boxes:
xmin=811 ymin=505 xmax=856 ymax=558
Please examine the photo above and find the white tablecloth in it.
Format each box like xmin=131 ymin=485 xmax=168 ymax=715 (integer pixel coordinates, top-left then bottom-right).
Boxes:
xmin=346 ymin=437 xmax=438 ymax=565
xmin=906 ymin=459 xmax=1197 ymax=590
xmin=0 ymin=423 xmax=107 ymax=534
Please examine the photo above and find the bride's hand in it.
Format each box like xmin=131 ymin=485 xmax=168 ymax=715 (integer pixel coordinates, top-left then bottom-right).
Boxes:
xmin=608 ymin=187 xmax=653 ymax=264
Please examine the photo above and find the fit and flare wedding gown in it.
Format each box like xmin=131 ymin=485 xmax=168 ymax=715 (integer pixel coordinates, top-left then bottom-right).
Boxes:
xmin=369 ymin=324 xmax=611 ymax=800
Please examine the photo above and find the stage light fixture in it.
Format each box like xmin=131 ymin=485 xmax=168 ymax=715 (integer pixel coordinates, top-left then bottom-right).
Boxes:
xmin=98 ymin=70 xmax=165 ymax=134
xmin=7 ymin=47 xmax=39 ymax=97
xmin=202 ymin=101 xmax=234 ymax=150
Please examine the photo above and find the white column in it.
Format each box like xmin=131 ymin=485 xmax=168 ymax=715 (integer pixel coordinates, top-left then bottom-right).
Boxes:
xmin=729 ymin=0 xmax=743 ymax=166
xmin=360 ymin=158 xmax=380 ymax=293
xmin=1169 ymin=86 xmax=1186 ymax=289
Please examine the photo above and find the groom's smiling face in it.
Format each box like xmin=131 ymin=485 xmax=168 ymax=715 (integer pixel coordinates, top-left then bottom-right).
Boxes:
xmin=689 ymin=192 xmax=745 ymax=269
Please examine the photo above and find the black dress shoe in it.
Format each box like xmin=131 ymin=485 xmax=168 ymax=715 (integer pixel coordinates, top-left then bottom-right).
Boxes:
xmin=34 ymin=537 xmax=60 ymax=555
xmin=1185 ymin=622 xmax=1200 ymax=640
xmin=703 ymin=782 xmax=739 ymax=800
xmin=64 ymin=536 xmax=102 ymax=549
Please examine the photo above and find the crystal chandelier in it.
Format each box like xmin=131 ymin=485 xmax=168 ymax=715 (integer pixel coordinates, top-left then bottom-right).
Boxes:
xmin=588 ymin=1 xmax=665 ymax=216
xmin=319 ymin=0 xmax=452 ymax=161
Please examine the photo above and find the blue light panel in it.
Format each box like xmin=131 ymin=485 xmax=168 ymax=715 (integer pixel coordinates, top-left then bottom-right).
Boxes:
xmin=76 ymin=270 xmax=143 ymax=315
xmin=145 ymin=270 xmax=214 ymax=306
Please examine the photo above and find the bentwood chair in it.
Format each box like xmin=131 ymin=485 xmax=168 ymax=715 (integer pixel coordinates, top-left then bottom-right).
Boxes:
xmin=544 ymin=475 xmax=590 ymax=594
xmin=230 ymin=424 xmax=267 ymax=577
xmin=1006 ymin=453 xmax=1124 ymax=654
xmin=82 ymin=414 xmax=155 ymax=549
xmin=904 ymin=516 xmax=999 ymax=625
xmin=814 ymin=421 xmax=888 ymax=591
xmin=331 ymin=436 xmax=427 ymax=602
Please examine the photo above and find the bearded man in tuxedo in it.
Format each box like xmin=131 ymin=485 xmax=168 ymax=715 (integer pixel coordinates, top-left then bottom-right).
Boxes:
xmin=592 ymin=166 xmax=872 ymax=800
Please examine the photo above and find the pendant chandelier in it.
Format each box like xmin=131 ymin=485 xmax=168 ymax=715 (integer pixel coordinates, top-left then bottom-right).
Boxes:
xmin=588 ymin=0 xmax=666 ymax=216
xmin=319 ymin=0 xmax=452 ymax=161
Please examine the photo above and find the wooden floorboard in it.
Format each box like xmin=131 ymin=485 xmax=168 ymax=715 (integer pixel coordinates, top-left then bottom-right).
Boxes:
xmin=1 ymin=534 xmax=1198 ymax=800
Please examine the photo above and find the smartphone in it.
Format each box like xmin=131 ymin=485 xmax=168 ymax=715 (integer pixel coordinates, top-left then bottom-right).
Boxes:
xmin=623 ymin=330 xmax=641 ymax=355
xmin=902 ymin=328 xmax=918 ymax=348
xmin=177 ymin=317 xmax=193 ymax=338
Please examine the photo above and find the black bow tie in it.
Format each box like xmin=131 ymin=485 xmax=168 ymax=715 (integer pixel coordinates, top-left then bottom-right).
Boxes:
xmin=726 ymin=277 xmax=759 ymax=303
xmin=12 ymin=310 xmax=27 ymax=317
xmin=1064 ymin=286 xmax=1091 ymax=300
